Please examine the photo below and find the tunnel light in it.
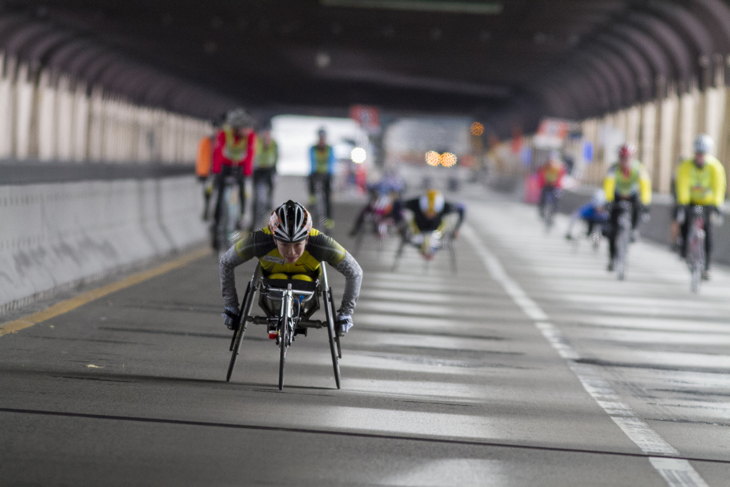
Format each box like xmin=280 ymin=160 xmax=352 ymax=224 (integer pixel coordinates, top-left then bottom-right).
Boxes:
xmin=425 ymin=150 xmax=440 ymax=166
xmin=470 ymin=122 xmax=484 ymax=136
xmin=351 ymin=147 xmax=367 ymax=164
xmin=440 ymin=152 xmax=458 ymax=167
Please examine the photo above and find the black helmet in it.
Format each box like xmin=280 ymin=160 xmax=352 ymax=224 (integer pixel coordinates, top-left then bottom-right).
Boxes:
xmin=269 ymin=200 xmax=312 ymax=242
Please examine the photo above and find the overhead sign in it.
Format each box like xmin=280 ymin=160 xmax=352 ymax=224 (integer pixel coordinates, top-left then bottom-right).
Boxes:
xmin=349 ymin=105 xmax=380 ymax=133
xmin=533 ymin=118 xmax=575 ymax=149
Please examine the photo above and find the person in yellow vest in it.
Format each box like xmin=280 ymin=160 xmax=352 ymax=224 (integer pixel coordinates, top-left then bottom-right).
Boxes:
xmin=675 ymin=134 xmax=727 ymax=280
xmin=250 ymin=126 xmax=278 ymax=231
xmin=195 ymin=116 xmax=222 ymax=221
xmin=309 ymin=127 xmax=336 ymax=229
xmin=603 ymin=144 xmax=652 ymax=272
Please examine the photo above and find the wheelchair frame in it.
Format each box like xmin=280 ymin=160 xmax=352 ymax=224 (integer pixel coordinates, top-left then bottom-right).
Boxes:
xmin=392 ymin=215 xmax=458 ymax=274
xmin=225 ymin=263 xmax=342 ymax=390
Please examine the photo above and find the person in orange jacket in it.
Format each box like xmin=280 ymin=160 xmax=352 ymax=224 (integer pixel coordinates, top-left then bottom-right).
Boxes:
xmin=195 ymin=115 xmax=223 ymax=221
xmin=211 ymin=108 xmax=256 ymax=247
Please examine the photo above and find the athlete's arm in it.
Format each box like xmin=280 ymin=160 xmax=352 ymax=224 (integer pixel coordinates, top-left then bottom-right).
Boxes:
xmin=308 ymin=233 xmax=363 ymax=315
xmin=218 ymin=233 xmax=262 ymax=309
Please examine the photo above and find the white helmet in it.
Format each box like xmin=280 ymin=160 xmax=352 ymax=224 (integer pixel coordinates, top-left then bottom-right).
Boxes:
xmin=591 ymin=189 xmax=606 ymax=206
xmin=693 ymin=134 xmax=713 ymax=155
xmin=226 ymin=108 xmax=251 ymax=128
xmin=269 ymin=200 xmax=312 ymax=242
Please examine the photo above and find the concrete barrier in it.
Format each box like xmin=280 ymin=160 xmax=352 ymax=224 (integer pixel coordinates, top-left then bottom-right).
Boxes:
xmin=0 ymin=175 xmax=206 ymax=315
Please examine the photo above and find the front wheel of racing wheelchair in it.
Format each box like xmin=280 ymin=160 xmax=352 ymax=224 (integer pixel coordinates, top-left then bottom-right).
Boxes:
xmin=225 ymin=263 xmax=342 ymax=390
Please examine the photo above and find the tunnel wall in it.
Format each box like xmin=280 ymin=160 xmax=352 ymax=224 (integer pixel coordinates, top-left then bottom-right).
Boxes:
xmin=0 ymin=175 xmax=205 ymax=315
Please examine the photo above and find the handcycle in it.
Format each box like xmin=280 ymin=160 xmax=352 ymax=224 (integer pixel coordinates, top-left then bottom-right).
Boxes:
xmin=225 ymin=263 xmax=342 ymax=390
xmin=392 ymin=219 xmax=457 ymax=274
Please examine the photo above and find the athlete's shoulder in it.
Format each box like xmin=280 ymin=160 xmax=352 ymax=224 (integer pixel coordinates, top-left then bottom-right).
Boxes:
xmin=306 ymin=230 xmax=347 ymax=260
xmin=235 ymin=228 xmax=275 ymax=257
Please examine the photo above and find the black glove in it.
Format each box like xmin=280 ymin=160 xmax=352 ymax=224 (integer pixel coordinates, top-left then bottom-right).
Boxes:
xmin=222 ymin=306 xmax=239 ymax=330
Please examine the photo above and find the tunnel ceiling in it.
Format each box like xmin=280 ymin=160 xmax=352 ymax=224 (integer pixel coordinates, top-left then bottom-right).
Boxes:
xmin=1 ymin=0 xmax=730 ymax=133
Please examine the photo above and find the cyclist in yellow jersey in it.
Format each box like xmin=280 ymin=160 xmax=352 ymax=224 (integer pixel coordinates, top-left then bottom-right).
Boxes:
xmin=675 ymin=134 xmax=726 ymax=279
xmin=603 ymin=144 xmax=652 ymax=271
xmin=219 ymin=200 xmax=362 ymax=336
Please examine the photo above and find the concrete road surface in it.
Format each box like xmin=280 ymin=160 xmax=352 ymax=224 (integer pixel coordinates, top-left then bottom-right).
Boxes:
xmin=1 ymin=177 xmax=728 ymax=486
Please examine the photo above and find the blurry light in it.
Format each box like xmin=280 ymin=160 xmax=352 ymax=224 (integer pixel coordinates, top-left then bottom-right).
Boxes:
xmin=440 ymin=152 xmax=458 ymax=167
xmin=351 ymin=147 xmax=367 ymax=164
xmin=470 ymin=122 xmax=484 ymax=136
xmin=316 ymin=51 xmax=331 ymax=68
xmin=425 ymin=150 xmax=440 ymax=166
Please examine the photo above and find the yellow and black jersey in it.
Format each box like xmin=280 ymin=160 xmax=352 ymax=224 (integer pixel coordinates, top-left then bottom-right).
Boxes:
xmin=232 ymin=227 xmax=347 ymax=278
xmin=219 ymin=227 xmax=362 ymax=315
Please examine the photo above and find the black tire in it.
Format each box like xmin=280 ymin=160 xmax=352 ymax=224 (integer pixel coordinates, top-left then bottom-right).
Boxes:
xmin=278 ymin=318 xmax=287 ymax=390
xmin=689 ymin=232 xmax=705 ymax=293
xmin=329 ymin=288 xmax=342 ymax=359
xmin=278 ymin=293 xmax=292 ymax=391
xmin=226 ymin=276 xmax=257 ymax=382
xmin=323 ymin=287 xmax=341 ymax=388
xmin=616 ymin=223 xmax=629 ymax=281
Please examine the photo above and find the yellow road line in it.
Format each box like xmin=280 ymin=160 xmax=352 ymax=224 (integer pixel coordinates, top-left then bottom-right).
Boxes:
xmin=0 ymin=247 xmax=211 ymax=337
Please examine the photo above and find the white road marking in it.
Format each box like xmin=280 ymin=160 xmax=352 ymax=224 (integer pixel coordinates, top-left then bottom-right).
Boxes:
xmin=463 ymin=225 xmax=709 ymax=487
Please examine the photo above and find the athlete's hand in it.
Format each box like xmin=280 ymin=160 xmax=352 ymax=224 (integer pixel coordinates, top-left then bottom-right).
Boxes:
xmin=222 ymin=306 xmax=239 ymax=330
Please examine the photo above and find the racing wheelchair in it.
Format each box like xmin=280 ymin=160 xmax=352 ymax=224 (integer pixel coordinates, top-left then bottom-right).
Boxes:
xmin=225 ymin=263 xmax=342 ymax=390
xmin=391 ymin=216 xmax=458 ymax=274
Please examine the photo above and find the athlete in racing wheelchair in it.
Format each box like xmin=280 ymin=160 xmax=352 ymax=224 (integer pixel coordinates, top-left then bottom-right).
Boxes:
xmin=218 ymin=200 xmax=363 ymax=388
xmin=392 ymin=189 xmax=465 ymax=269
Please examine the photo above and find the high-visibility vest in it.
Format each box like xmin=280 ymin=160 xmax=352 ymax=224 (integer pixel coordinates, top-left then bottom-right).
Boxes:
xmin=223 ymin=127 xmax=247 ymax=162
xmin=256 ymin=139 xmax=278 ymax=169
xmin=675 ymin=156 xmax=726 ymax=206
xmin=312 ymin=145 xmax=333 ymax=174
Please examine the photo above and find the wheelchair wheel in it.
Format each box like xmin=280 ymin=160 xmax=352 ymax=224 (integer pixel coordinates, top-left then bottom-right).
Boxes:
xmin=448 ymin=238 xmax=457 ymax=274
xmin=323 ymin=287 xmax=341 ymax=389
xmin=278 ymin=292 xmax=294 ymax=391
xmin=226 ymin=268 xmax=260 ymax=382
xmin=320 ymin=264 xmax=341 ymax=389
xmin=277 ymin=317 xmax=287 ymax=390
xmin=226 ymin=282 xmax=254 ymax=382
